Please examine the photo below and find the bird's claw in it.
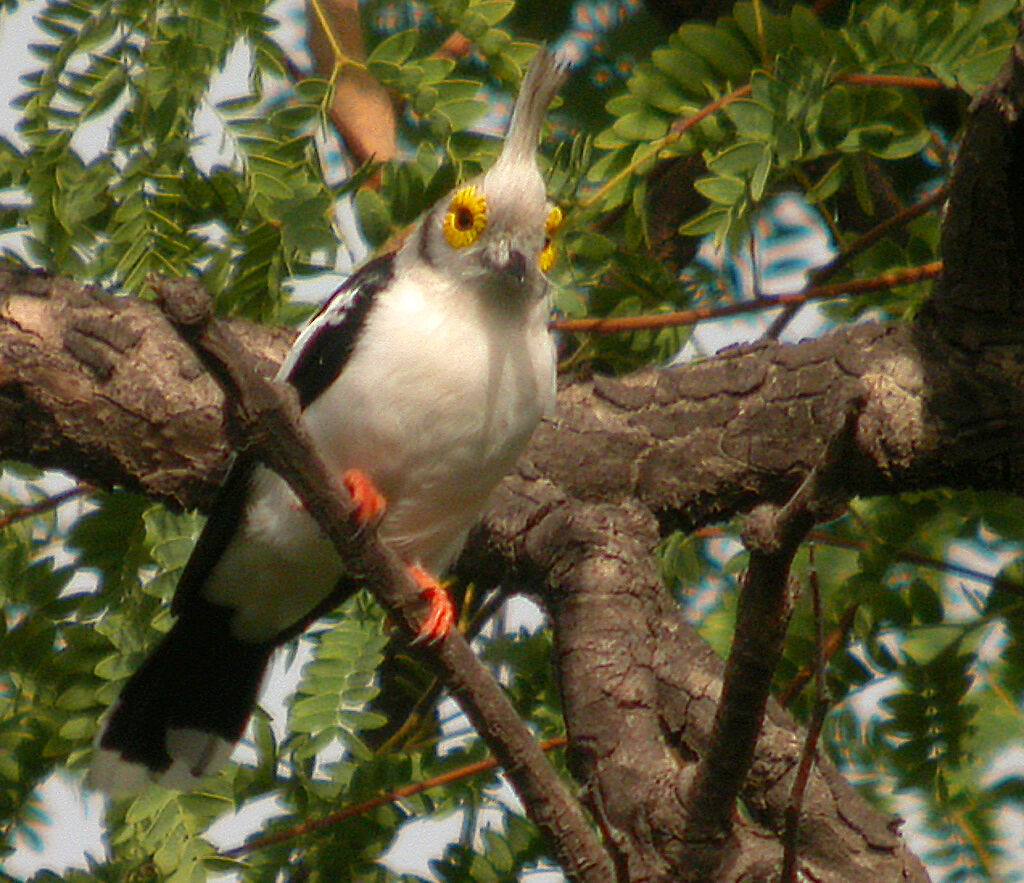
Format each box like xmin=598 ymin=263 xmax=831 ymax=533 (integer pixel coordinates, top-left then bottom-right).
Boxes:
xmin=407 ymin=564 xmax=456 ymax=644
xmin=342 ymin=469 xmax=387 ymax=525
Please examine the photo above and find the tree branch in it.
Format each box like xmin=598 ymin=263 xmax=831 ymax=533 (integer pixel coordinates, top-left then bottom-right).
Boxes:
xmin=5 ymin=22 xmax=1024 ymax=880
xmin=456 ymin=478 xmax=930 ymax=881
xmin=677 ymin=407 xmax=860 ymax=878
xmin=920 ymin=14 xmax=1024 ymax=350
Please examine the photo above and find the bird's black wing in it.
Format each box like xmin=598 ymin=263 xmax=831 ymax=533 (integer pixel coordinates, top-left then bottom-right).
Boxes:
xmin=284 ymin=253 xmax=395 ymax=408
xmin=172 ymin=253 xmax=395 ymax=613
xmin=171 ymin=454 xmax=256 ymax=615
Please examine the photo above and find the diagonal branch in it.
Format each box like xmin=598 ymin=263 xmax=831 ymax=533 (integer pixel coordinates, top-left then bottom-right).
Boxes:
xmin=223 ymin=736 xmax=568 ymax=858
xmin=151 ymin=277 xmax=615 ymax=883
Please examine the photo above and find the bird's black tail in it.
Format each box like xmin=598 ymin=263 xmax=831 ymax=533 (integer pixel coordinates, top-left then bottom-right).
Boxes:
xmin=90 ymin=601 xmax=274 ymax=795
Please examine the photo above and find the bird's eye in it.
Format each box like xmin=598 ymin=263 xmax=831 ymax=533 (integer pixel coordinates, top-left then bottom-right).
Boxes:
xmin=539 ymin=205 xmax=563 ymax=273
xmin=443 ymin=186 xmax=489 ymax=248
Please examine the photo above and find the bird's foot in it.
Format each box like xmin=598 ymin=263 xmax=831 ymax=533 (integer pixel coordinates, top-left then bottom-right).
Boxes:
xmin=342 ymin=469 xmax=387 ymax=525
xmin=407 ymin=564 xmax=456 ymax=644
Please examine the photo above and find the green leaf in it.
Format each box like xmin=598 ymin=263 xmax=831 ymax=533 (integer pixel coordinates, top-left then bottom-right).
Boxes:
xmin=724 ymin=99 xmax=775 ymax=139
xmin=290 ymin=597 xmax=390 ymax=752
xmin=694 ymin=173 xmax=745 ymax=205
xmin=471 ymin=0 xmax=515 ymax=26
xmin=678 ymin=204 xmax=730 ymax=238
xmin=432 ymin=97 xmax=487 ymax=133
xmin=366 ymin=29 xmax=420 ymax=68
xmin=355 ymin=187 xmax=392 ymax=246
xmin=804 ymin=158 xmax=845 ymax=203
xmin=611 ymin=109 xmax=669 ymax=142
xmin=677 ymin=23 xmax=756 ymax=83
xmin=651 ymin=45 xmax=716 ymax=98
xmin=707 ymin=141 xmax=769 ymax=177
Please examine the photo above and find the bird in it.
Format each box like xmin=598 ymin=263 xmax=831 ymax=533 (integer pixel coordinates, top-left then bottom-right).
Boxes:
xmin=88 ymin=49 xmax=567 ymax=796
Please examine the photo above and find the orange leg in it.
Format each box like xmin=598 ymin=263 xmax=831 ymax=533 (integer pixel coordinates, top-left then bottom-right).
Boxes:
xmin=407 ymin=564 xmax=456 ymax=644
xmin=339 ymin=472 xmax=453 ymax=642
xmin=342 ymin=468 xmax=387 ymax=525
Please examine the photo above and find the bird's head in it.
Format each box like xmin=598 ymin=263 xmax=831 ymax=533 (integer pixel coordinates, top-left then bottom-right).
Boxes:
xmin=403 ymin=49 xmax=568 ymax=306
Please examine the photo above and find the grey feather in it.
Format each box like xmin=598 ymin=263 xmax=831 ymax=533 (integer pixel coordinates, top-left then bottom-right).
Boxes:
xmin=499 ymin=48 xmax=570 ymax=165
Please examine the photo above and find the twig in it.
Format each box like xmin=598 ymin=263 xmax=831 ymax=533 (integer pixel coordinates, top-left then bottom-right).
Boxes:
xmin=0 ymin=483 xmax=92 ymax=531
xmin=550 ymin=261 xmax=942 ymax=334
xmin=694 ymin=523 xmax=1024 ymax=597
xmin=223 ymin=735 xmax=568 ymax=858
xmin=152 ymin=277 xmax=615 ymax=883
xmin=839 ymin=73 xmax=946 ymax=91
xmin=780 ymin=549 xmax=830 ymax=882
xmin=765 ymin=186 xmax=948 ymax=339
xmin=778 ymin=603 xmax=857 ymax=707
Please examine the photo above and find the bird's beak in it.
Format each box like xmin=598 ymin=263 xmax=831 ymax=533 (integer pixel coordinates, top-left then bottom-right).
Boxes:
xmin=484 ymin=239 xmax=528 ymax=285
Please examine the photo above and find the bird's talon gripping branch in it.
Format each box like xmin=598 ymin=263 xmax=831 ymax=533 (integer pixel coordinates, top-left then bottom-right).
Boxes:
xmin=342 ymin=468 xmax=387 ymax=525
xmin=408 ymin=564 xmax=456 ymax=644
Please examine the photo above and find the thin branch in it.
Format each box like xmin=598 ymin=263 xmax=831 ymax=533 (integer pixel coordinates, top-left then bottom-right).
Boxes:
xmin=839 ymin=73 xmax=947 ymax=91
xmin=0 ymin=484 xmax=92 ymax=531
xmin=550 ymin=261 xmax=942 ymax=334
xmin=778 ymin=602 xmax=857 ymax=707
xmin=223 ymin=736 xmax=568 ymax=858
xmin=151 ymin=277 xmax=614 ymax=883
xmin=766 ymin=186 xmax=948 ymax=339
xmin=810 ymin=530 xmax=1022 ymax=595
xmin=818 ymin=187 xmax=948 ymax=282
xmin=697 ymin=516 xmax=1023 ymax=598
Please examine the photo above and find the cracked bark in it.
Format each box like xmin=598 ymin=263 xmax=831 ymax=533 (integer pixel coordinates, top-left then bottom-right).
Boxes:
xmin=4 ymin=16 xmax=1024 ymax=883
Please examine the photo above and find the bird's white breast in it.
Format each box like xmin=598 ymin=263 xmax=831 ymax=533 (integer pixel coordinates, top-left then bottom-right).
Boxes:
xmin=206 ymin=265 xmax=555 ymax=640
xmin=306 ymin=265 xmax=555 ymax=559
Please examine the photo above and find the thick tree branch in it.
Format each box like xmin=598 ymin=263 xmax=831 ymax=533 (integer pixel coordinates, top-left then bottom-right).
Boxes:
xmin=456 ymin=475 xmax=929 ymax=882
xmin=921 ymin=18 xmax=1024 ymax=350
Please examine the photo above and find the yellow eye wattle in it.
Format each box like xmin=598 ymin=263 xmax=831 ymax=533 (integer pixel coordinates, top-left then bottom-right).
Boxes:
xmin=539 ymin=204 xmax=564 ymax=273
xmin=443 ymin=186 xmax=488 ymax=248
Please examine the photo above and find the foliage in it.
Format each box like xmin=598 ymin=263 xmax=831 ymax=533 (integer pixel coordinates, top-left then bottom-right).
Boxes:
xmin=3 ymin=0 xmax=1024 ymax=880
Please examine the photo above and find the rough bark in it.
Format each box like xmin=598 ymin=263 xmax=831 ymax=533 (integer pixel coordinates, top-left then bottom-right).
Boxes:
xmin=4 ymin=15 xmax=1024 ymax=883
